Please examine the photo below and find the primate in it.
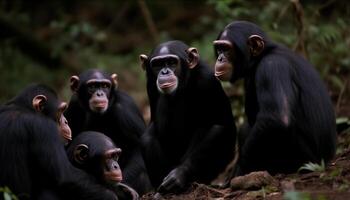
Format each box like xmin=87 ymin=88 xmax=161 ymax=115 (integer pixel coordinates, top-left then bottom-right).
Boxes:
xmin=139 ymin=40 xmax=236 ymax=195
xmin=65 ymin=69 xmax=152 ymax=195
xmin=0 ymin=84 xmax=118 ymax=200
xmin=213 ymin=21 xmax=337 ymax=176
xmin=67 ymin=131 xmax=139 ymax=200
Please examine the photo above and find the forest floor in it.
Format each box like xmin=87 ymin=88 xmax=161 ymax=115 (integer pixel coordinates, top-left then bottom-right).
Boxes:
xmin=141 ymin=107 xmax=350 ymax=200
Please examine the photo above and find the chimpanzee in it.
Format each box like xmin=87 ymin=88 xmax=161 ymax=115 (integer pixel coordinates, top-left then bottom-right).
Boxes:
xmin=213 ymin=21 xmax=337 ymax=176
xmin=67 ymin=131 xmax=139 ymax=200
xmin=139 ymin=40 xmax=236 ymax=195
xmin=64 ymin=69 xmax=152 ymax=195
xmin=0 ymin=83 xmax=118 ymax=200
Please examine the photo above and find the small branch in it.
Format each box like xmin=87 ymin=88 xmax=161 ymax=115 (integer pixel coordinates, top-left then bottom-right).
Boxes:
xmin=291 ymin=0 xmax=308 ymax=58
xmin=137 ymin=0 xmax=159 ymax=44
xmin=336 ymin=79 xmax=348 ymax=115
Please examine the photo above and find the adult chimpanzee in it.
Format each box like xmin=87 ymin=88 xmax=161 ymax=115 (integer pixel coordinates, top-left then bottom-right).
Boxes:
xmin=0 ymin=84 xmax=118 ymax=200
xmin=213 ymin=21 xmax=337 ymax=176
xmin=67 ymin=131 xmax=139 ymax=200
xmin=65 ymin=69 xmax=152 ymax=195
xmin=139 ymin=40 xmax=236 ymax=195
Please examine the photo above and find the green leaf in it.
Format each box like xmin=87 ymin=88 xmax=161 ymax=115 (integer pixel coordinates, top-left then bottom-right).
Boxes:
xmin=298 ymin=160 xmax=325 ymax=173
xmin=4 ymin=192 xmax=11 ymax=200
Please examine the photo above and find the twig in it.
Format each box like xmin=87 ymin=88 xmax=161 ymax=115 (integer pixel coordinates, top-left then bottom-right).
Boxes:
xmin=137 ymin=0 xmax=158 ymax=44
xmin=336 ymin=79 xmax=349 ymax=115
xmin=291 ymin=0 xmax=308 ymax=58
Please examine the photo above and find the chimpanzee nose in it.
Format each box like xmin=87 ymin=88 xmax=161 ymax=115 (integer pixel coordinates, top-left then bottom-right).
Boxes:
xmin=161 ymin=68 xmax=170 ymax=75
xmin=218 ymin=54 xmax=224 ymax=62
xmin=112 ymin=163 xmax=119 ymax=169
xmin=96 ymin=91 xmax=104 ymax=97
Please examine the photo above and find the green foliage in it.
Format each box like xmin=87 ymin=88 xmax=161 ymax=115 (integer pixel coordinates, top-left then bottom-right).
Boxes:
xmin=0 ymin=41 xmax=68 ymax=103
xmin=298 ymin=160 xmax=325 ymax=173
xmin=206 ymin=0 xmax=350 ymax=102
xmin=0 ymin=187 xmax=18 ymax=200
xmin=0 ymin=0 xmax=349 ymax=114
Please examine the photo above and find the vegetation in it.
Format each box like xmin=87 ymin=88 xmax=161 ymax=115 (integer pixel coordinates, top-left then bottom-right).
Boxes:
xmin=0 ymin=0 xmax=349 ymax=199
xmin=1 ymin=1 xmax=349 ymax=113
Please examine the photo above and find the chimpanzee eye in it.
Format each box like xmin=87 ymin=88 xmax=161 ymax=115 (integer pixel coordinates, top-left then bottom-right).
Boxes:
xmin=101 ymin=83 xmax=111 ymax=89
xmin=111 ymin=152 xmax=119 ymax=161
xmin=87 ymin=84 xmax=97 ymax=93
xmin=168 ymin=58 xmax=177 ymax=66
xmin=151 ymin=60 xmax=164 ymax=73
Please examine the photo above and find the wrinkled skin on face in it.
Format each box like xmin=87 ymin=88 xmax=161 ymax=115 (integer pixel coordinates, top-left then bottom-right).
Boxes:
xmin=57 ymin=102 xmax=72 ymax=144
xmin=213 ymin=28 xmax=266 ymax=82
xmin=86 ymin=79 xmax=112 ymax=113
xmin=213 ymin=39 xmax=234 ymax=81
xmin=140 ymin=43 xmax=199 ymax=96
xmin=103 ymin=148 xmax=123 ymax=184
xmin=151 ymin=54 xmax=181 ymax=94
xmin=69 ymin=70 xmax=117 ymax=114
xmin=32 ymin=94 xmax=72 ymax=144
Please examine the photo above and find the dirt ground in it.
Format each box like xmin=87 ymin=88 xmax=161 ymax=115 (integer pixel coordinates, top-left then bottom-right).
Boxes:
xmin=141 ymin=131 xmax=350 ymax=200
xmin=141 ymin=102 xmax=350 ymax=200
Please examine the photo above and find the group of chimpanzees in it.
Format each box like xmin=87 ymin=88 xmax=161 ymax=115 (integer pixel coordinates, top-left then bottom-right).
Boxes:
xmin=0 ymin=21 xmax=337 ymax=199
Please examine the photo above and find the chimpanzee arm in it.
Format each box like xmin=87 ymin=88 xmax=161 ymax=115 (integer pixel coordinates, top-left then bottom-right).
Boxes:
xmin=241 ymin=55 xmax=298 ymax=159
xmin=158 ymin=75 xmax=236 ymax=193
xmin=113 ymin=91 xmax=151 ymax=193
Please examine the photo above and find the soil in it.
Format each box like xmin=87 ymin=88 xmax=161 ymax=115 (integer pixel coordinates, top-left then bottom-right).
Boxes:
xmin=141 ymin=104 xmax=350 ymax=200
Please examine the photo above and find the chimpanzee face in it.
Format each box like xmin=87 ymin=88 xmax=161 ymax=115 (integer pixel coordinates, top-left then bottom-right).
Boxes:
xmin=86 ymin=78 xmax=112 ymax=113
xmin=102 ymin=147 xmax=123 ymax=184
xmin=70 ymin=70 xmax=117 ymax=114
xmin=56 ymin=102 xmax=72 ymax=144
xmin=213 ymin=30 xmax=235 ymax=81
xmin=140 ymin=41 xmax=199 ymax=95
xmin=150 ymin=54 xmax=181 ymax=94
xmin=213 ymin=29 xmax=265 ymax=82
xmin=31 ymin=90 xmax=72 ymax=144
xmin=68 ymin=131 xmax=123 ymax=185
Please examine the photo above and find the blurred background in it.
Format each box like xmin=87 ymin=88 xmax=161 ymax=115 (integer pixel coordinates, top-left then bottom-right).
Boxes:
xmin=0 ymin=0 xmax=349 ymax=124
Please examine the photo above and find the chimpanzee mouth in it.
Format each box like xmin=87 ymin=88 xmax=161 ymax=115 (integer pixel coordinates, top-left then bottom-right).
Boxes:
xmin=215 ymin=70 xmax=228 ymax=77
xmin=159 ymin=81 xmax=177 ymax=89
xmin=215 ymin=63 xmax=232 ymax=80
xmin=92 ymin=100 xmax=108 ymax=108
xmin=105 ymin=170 xmax=123 ymax=182
xmin=62 ymin=131 xmax=72 ymax=141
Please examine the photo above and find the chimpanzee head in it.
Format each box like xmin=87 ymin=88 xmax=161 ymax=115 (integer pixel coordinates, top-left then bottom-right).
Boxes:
xmin=213 ymin=21 xmax=271 ymax=83
xmin=70 ymin=69 xmax=118 ymax=114
xmin=7 ymin=83 xmax=72 ymax=144
xmin=139 ymin=40 xmax=199 ymax=95
xmin=67 ymin=131 xmax=123 ymax=185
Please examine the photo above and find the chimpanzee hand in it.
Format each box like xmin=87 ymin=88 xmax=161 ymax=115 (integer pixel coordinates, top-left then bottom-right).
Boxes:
xmin=157 ymin=166 xmax=189 ymax=194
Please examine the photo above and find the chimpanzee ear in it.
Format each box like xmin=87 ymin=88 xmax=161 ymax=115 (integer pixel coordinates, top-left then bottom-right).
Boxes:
xmin=74 ymin=144 xmax=89 ymax=164
xmin=247 ymin=35 xmax=265 ymax=57
xmin=111 ymin=73 xmax=118 ymax=88
xmin=139 ymin=54 xmax=148 ymax=71
xmin=186 ymin=47 xmax=199 ymax=69
xmin=70 ymin=75 xmax=80 ymax=92
xmin=32 ymin=95 xmax=47 ymax=112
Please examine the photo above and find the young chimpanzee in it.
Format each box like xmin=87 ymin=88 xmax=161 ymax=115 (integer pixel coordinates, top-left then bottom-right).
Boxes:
xmin=213 ymin=21 xmax=337 ymax=176
xmin=139 ymin=41 xmax=236 ymax=195
xmin=0 ymin=83 xmax=118 ymax=200
xmin=67 ymin=131 xmax=139 ymax=200
xmin=65 ymin=69 xmax=152 ymax=195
